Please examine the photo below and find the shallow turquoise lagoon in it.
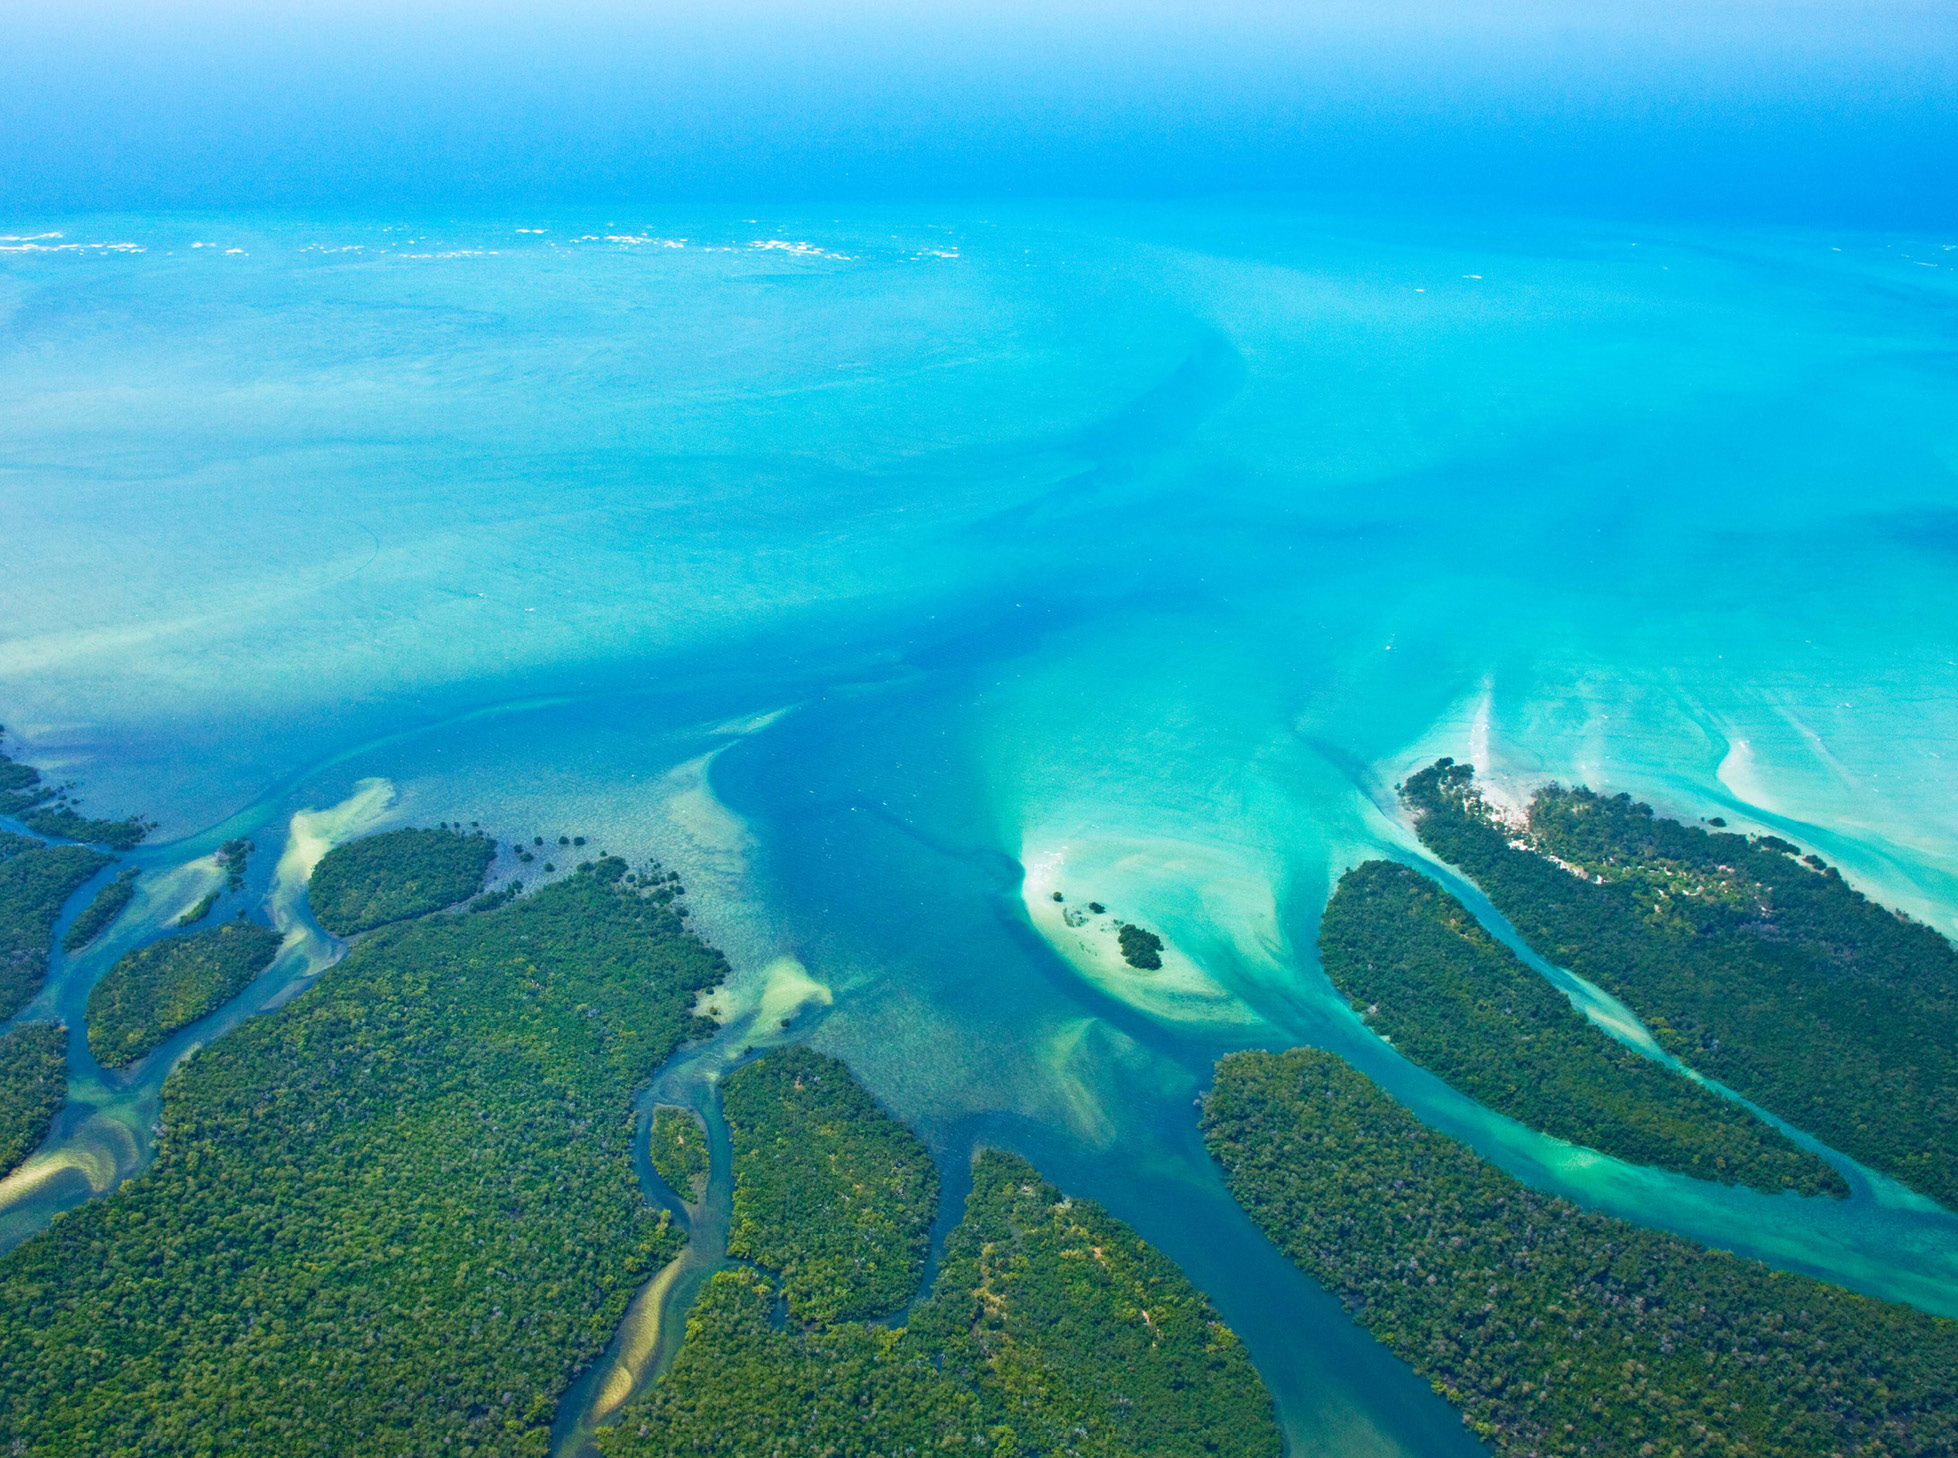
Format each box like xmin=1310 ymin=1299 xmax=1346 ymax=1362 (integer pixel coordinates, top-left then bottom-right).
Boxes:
xmin=3 ymin=202 xmax=1957 ymax=1454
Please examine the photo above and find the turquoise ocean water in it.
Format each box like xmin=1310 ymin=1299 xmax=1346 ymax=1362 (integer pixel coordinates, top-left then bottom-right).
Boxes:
xmin=3 ymin=203 xmax=1958 ymax=1454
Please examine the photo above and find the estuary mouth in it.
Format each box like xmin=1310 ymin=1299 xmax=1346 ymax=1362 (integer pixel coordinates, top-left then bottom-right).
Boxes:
xmin=5 ymin=201 xmax=1958 ymax=1458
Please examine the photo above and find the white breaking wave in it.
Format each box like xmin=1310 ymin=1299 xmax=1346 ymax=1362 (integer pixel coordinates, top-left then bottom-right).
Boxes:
xmin=748 ymin=239 xmax=853 ymax=260
xmin=0 ymin=239 xmax=143 ymax=253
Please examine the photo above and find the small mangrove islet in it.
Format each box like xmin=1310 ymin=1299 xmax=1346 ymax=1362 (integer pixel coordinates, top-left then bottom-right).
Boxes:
xmin=648 ymin=1105 xmax=709 ymax=1204
xmin=1319 ymin=859 xmax=1845 ymax=1196
xmin=85 ymin=918 xmax=285 ymax=1071
xmin=1044 ymin=889 xmax=1165 ymax=967
xmin=1203 ymin=1047 xmax=1958 ymax=1458
xmin=216 ymin=837 xmax=253 ymax=890
xmin=1117 ymin=922 xmax=1165 ymax=970
xmin=600 ymin=1048 xmax=1280 ymax=1458
xmin=1403 ymin=758 xmax=1958 ymax=1207
xmin=306 ymin=824 xmax=498 ymax=935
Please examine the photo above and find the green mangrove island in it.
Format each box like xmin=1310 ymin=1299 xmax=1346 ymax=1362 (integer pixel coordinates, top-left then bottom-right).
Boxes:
xmin=648 ymin=1105 xmax=709 ymax=1204
xmin=1118 ymin=923 xmax=1165 ymax=970
xmin=61 ymin=865 xmax=139 ymax=953
xmin=1403 ymin=759 xmax=1958 ymax=1207
xmin=306 ymin=825 xmax=498 ymax=936
xmin=1320 ymin=859 xmax=1843 ymax=1196
xmin=0 ymin=1023 xmax=66 ymax=1179
xmin=0 ymin=844 xmax=726 ymax=1457
xmin=601 ymin=1047 xmax=1280 ymax=1458
xmin=1204 ymin=1047 xmax=1958 ymax=1458
xmin=217 ymin=836 xmax=253 ymax=890
xmin=85 ymin=918 xmax=285 ymax=1070
xmin=1 ymin=832 xmax=112 ymax=1020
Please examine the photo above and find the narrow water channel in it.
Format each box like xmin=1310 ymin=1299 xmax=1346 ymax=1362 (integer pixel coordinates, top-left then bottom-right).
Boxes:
xmin=550 ymin=1010 xmax=773 ymax=1457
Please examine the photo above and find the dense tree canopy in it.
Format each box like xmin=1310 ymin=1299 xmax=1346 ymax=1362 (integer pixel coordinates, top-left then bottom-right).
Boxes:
xmin=85 ymin=919 xmax=285 ymax=1070
xmin=0 ymin=1023 xmax=66 ymax=1179
xmin=906 ymin=1152 xmax=1278 ymax=1458
xmin=648 ymin=1106 xmax=708 ymax=1204
xmin=0 ymin=858 xmax=726 ymax=1457
xmin=0 ymin=838 xmax=113 ymax=1020
xmin=1403 ymin=759 xmax=1958 ymax=1206
xmin=1204 ymin=1047 xmax=1958 ymax=1458
xmin=217 ymin=838 xmax=253 ymax=891
xmin=1321 ymin=859 xmax=1842 ymax=1195
xmin=1117 ymin=924 xmax=1165 ymax=970
xmin=602 ymin=1267 xmax=982 ymax=1458
xmin=61 ymin=866 xmax=139 ymax=953
xmin=723 ymin=1046 xmax=939 ymax=1324
xmin=307 ymin=827 xmax=497 ymax=936
xmin=602 ymin=1049 xmax=1279 ymax=1458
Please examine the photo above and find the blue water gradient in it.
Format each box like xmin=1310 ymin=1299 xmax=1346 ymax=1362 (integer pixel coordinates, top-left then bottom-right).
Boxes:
xmin=4 ymin=202 xmax=1958 ymax=1453
xmin=3 ymin=1 xmax=1955 ymax=223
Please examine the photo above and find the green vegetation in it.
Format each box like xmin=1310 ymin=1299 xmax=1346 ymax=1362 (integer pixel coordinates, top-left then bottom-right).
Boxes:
xmin=723 ymin=1045 xmax=938 ymax=1323
xmin=1404 ymin=759 xmax=1958 ymax=1207
xmin=0 ymin=743 xmax=150 ymax=849
xmin=0 ymin=758 xmax=39 ymax=804
xmin=61 ymin=867 xmax=139 ymax=953
xmin=85 ymin=919 xmax=285 ymax=1070
xmin=603 ymin=1268 xmax=983 ymax=1456
xmin=602 ymin=1121 xmax=1279 ymax=1458
xmin=1321 ymin=860 xmax=1843 ymax=1196
xmin=0 ymin=858 xmax=726 ymax=1457
xmin=1204 ymin=1047 xmax=1958 ymax=1458
xmin=0 ymin=1023 xmax=66 ymax=1178
xmin=16 ymin=804 xmax=151 ymax=849
xmin=905 ymin=1151 xmax=1276 ymax=1458
xmin=217 ymin=837 xmax=253 ymax=891
xmin=0 ymin=839 xmax=114 ymax=1020
xmin=176 ymin=891 xmax=218 ymax=927
xmin=648 ymin=1105 xmax=708 ymax=1203
xmin=1118 ymin=923 xmax=1165 ymax=970
xmin=307 ymin=826 xmax=497 ymax=936
xmin=469 ymin=879 xmax=525 ymax=914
